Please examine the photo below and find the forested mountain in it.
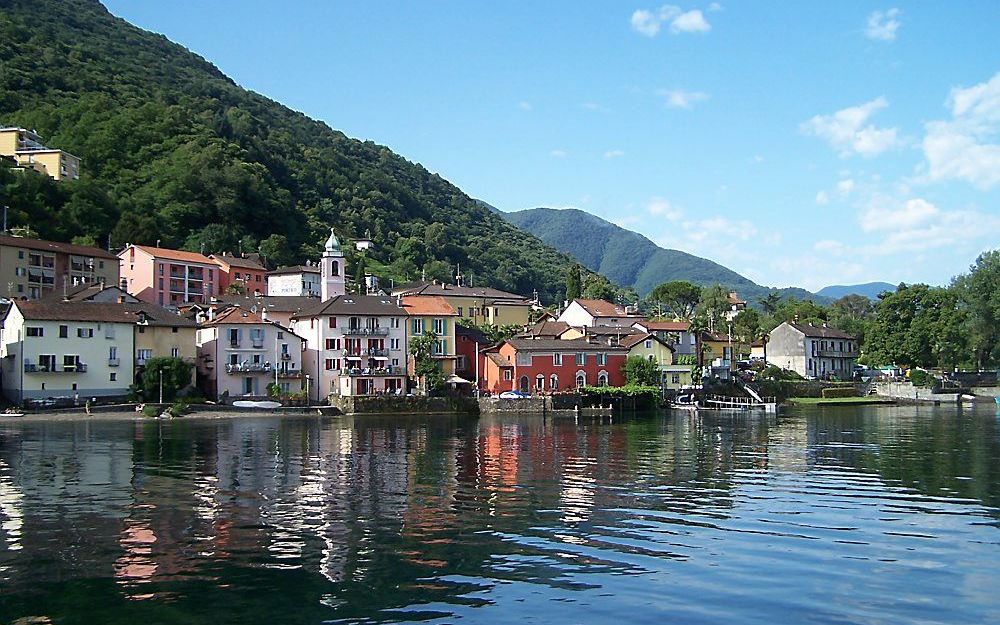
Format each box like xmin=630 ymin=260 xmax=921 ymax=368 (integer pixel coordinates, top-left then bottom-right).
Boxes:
xmin=816 ymin=282 xmax=895 ymax=300
xmin=504 ymin=207 xmax=819 ymax=303
xmin=0 ymin=0 xmax=576 ymax=301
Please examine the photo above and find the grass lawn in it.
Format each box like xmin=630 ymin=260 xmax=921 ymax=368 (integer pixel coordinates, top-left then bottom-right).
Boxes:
xmin=787 ymin=396 xmax=896 ymax=406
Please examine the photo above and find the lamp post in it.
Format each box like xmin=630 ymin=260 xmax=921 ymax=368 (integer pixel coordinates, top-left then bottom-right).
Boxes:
xmin=159 ymin=367 xmax=164 ymax=404
xmin=305 ymin=374 xmax=311 ymax=405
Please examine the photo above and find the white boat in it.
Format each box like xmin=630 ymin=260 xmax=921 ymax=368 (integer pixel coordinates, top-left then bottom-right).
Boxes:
xmin=1 ymin=410 xmax=25 ymax=418
xmin=232 ymin=400 xmax=282 ymax=409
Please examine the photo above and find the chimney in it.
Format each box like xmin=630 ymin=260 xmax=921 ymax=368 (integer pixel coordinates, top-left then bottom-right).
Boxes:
xmin=261 ymin=309 xmax=268 ymax=322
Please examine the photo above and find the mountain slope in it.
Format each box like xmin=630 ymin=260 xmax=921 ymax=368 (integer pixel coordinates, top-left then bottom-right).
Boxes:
xmin=0 ymin=0 xmax=574 ymax=301
xmin=504 ymin=207 xmax=819 ymax=303
xmin=816 ymin=282 xmax=895 ymax=300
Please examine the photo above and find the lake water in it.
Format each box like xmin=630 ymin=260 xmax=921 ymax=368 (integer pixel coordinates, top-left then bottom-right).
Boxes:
xmin=1 ymin=405 xmax=999 ymax=624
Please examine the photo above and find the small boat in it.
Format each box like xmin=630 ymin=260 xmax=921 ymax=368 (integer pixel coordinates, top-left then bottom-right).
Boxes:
xmin=1 ymin=409 xmax=24 ymax=418
xmin=233 ymin=400 xmax=282 ymax=410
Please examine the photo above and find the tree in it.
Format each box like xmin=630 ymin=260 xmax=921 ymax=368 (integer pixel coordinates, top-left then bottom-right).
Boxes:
xmin=647 ymin=280 xmax=701 ymax=320
xmin=759 ymin=292 xmax=782 ymax=316
xmin=732 ymin=308 xmax=763 ymax=359
xmin=695 ymin=284 xmax=731 ymax=332
xmin=565 ymin=263 xmax=582 ymax=301
xmin=138 ymin=357 xmax=193 ymax=403
xmin=258 ymin=234 xmax=293 ymax=269
xmin=226 ymin=282 xmax=245 ymax=295
xmin=581 ymin=273 xmax=616 ymax=301
xmin=829 ymin=294 xmax=874 ymax=346
xmin=622 ymin=355 xmax=660 ymax=386
xmin=409 ymin=330 xmax=445 ymax=394
xmin=954 ymin=250 xmax=1000 ymax=368
xmin=864 ymin=284 xmax=965 ymax=368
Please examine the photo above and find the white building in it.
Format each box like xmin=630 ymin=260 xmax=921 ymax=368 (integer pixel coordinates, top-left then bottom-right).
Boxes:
xmin=266 ymin=264 xmax=321 ymax=297
xmin=631 ymin=319 xmax=697 ymax=357
xmin=196 ymin=307 xmax=305 ymax=398
xmin=291 ymin=295 xmax=408 ymax=400
xmin=557 ymin=298 xmax=642 ymax=328
xmin=766 ymin=321 xmax=858 ymax=380
xmin=0 ymin=300 xmax=136 ymax=405
xmin=320 ymin=228 xmax=346 ymax=302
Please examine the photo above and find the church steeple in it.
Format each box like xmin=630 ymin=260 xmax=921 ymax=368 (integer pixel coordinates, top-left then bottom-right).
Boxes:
xmin=321 ymin=228 xmax=345 ymax=301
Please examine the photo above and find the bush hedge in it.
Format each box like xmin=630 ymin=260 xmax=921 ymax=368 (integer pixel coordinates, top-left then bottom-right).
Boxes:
xmin=821 ymin=387 xmax=857 ymax=398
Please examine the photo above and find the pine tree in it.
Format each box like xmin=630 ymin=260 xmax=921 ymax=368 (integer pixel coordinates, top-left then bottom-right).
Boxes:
xmin=565 ymin=264 xmax=582 ymax=302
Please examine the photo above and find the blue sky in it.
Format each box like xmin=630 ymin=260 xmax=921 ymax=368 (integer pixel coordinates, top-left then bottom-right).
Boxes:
xmin=103 ymin=1 xmax=1000 ymax=291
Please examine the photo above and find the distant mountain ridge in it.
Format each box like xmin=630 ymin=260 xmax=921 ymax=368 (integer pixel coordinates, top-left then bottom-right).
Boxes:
xmin=502 ymin=207 xmax=822 ymax=303
xmin=816 ymin=282 xmax=895 ymax=300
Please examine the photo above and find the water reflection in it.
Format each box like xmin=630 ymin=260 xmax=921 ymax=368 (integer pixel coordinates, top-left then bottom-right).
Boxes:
xmin=0 ymin=406 xmax=998 ymax=624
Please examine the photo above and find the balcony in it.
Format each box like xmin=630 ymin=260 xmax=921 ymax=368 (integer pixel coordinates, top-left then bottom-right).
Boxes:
xmin=280 ymin=352 xmax=292 ymax=360
xmin=343 ymin=348 xmax=388 ymax=357
xmin=815 ymin=350 xmax=858 ymax=358
xmin=251 ymin=340 xmax=264 ymax=349
xmin=226 ymin=362 xmax=272 ymax=374
xmin=108 ymin=358 xmax=120 ymax=367
xmin=343 ymin=326 xmax=389 ymax=336
xmin=340 ymin=366 xmax=399 ymax=377
xmin=277 ymin=368 xmax=302 ymax=379
xmin=25 ymin=363 xmax=87 ymax=373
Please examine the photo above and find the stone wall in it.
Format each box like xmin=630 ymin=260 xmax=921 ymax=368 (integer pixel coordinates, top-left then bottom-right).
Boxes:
xmin=329 ymin=395 xmax=479 ymax=416
xmin=874 ymin=381 xmax=960 ymax=404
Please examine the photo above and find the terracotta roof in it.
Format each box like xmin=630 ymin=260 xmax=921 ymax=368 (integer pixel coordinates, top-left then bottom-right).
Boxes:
xmin=572 ymin=299 xmax=629 ymax=317
xmin=786 ymin=322 xmax=856 ymax=340
xmin=0 ymin=234 xmax=117 ymax=259
xmin=728 ymin=292 xmax=746 ymax=305
xmin=202 ymin=307 xmax=267 ymax=325
xmin=486 ymin=352 xmax=512 ymax=368
xmin=392 ymin=281 xmax=531 ymax=304
xmin=519 ymin=320 xmax=570 ymax=338
xmin=267 ymin=264 xmax=320 ymax=276
xmin=128 ymin=245 xmax=214 ymax=265
xmin=215 ymin=294 xmax=319 ymax=314
xmin=636 ymin=320 xmax=691 ymax=332
xmin=11 ymin=300 xmax=136 ymax=323
xmin=292 ymin=294 xmax=405 ymax=318
xmin=41 ymin=284 xmax=136 ymax=303
xmin=210 ymin=254 xmax=266 ymax=271
xmin=505 ymin=338 xmax=628 ymax=352
xmin=400 ymin=295 xmax=457 ymax=316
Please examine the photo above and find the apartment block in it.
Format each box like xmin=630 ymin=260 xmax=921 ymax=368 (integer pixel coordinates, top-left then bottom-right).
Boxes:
xmin=0 ymin=127 xmax=81 ymax=181
xmin=119 ymin=244 xmax=218 ymax=306
xmin=0 ymin=234 xmax=119 ymax=300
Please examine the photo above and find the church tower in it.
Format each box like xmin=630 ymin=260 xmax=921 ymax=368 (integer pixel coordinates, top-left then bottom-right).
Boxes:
xmin=321 ymin=228 xmax=346 ymax=301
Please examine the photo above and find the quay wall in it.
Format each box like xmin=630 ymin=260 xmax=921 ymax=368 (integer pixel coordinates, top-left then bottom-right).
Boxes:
xmin=874 ymin=382 xmax=961 ymax=404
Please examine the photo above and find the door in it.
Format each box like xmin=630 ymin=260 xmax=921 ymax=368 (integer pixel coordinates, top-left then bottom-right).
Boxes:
xmin=244 ymin=377 xmax=253 ymax=395
xmin=518 ymin=376 xmax=529 ymax=393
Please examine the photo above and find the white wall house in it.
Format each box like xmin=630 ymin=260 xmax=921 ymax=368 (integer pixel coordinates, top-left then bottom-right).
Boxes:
xmin=292 ymin=295 xmax=408 ymax=401
xmin=266 ymin=265 xmax=321 ymax=297
xmin=0 ymin=301 xmax=136 ymax=405
xmin=767 ymin=322 xmax=858 ymax=380
xmin=196 ymin=307 xmax=305 ymax=399
xmin=558 ymin=299 xmax=642 ymax=328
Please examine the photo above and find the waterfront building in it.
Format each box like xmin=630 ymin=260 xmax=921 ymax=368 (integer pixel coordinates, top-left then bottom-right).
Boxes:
xmin=132 ymin=304 xmax=199 ymax=386
xmin=557 ymin=298 xmax=642 ymax=328
xmin=400 ymin=295 xmax=458 ymax=387
xmin=391 ymin=280 xmax=532 ymax=327
xmin=767 ymin=322 xmax=858 ymax=380
xmin=0 ymin=234 xmax=118 ymax=300
xmin=291 ymin=294 xmax=407 ymax=400
xmin=0 ymin=300 xmax=136 ymax=404
xmin=621 ymin=332 xmax=692 ymax=391
xmin=119 ymin=244 xmax=218 ymax=306
xmin=455 ymin=324 xmax=490 ymax=393
xmin=210 ymin=253 xmax=267 ymax=296
xmin=482 ymin=338 xmax=628 ymax=395
xmin=558 ymin=324 xmax=643 ymax=345
xmin=196 ymin=307 xmax=305 ymax=398
xmin=631 ymin=319 xmax=697 ymax=357
xmin=266 ymin=263 xmax=321 ymax=297
xmin=0 ymin=127 xmax=80 ymax=181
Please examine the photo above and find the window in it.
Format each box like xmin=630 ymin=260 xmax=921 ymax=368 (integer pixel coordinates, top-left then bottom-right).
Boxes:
xmin=59 ymin=325 xmax=68 ymax=338
xmin=645 ymin=340 xmax=652 ymax=349
xmin=457 ymin=307 xmax=463 ymax=317
xmin=392 ymin=358 xmax=399 ymax=366
xmin=390 ymin=317 xmax=400 ymax=329
xmin=138 ymin=326 xmax=145 ymax=334
xmin=18 ymin=250 xmax=23 ymax=259
xmin=411 ymin=318 xmax=424 ymax=334
xmin=390 ymin=338 xmax=400 ymax=350
xmin=325 ymin=338 xmax=336 ymax=350
xmin=575 ymin=353 xmax=585 ymax=365
xmin=329 ymin=316 xmax=337 ymax=328
xmin=229 ymin=354 xmax=238 ymax=366
xmin=38 ymin=354 xmax=56 ymax=372
xmin=63 ymin=355 xmax=79 ymax=371
xmin=536 ymin=375 xmax=544 ymax=390
xmin=99 ymin=261 xmax=104 ymax=269
xmin=109 ymin=346 xmax=117 ymax=360
xmin=229 ymin=328 xmax=239 ymax=346
xmin=172 ymin=327 xmax=179 ymax=334
xmin=277 ymin=331 xmax=284 ymax=339
xmin=457 ymin=355 xmax=467 ymax=370
xmin=575 ymin=372 xmax=586 ymax=387
xmin=433 ymin=318 xmax=445 ymax=335
xmin=550 ymin=374 xmax=558 ymax=390
xmin=171 ymin=348 xmax=180 ymax=358
xmin=110 ymin=372 xmax=117 ymax=382
xmin=77 ymin=328 xmax=94 ymax=338
xmin=137 ymin=349 xmax=153 ymax=363
xmin=672 ymin=373 xmax=681 ymax=384
xmin=553 ymin=353 xmax=563 ymax=366
xmin=325 ymin=358 xmax=334 ymax=370
xmin=597 ymin=371 xmax=608 ymax=387
xmin=503 ymin=369 xmax=512 ymax=381
xmin=26 ymin=327 xmax=43 ymax=337
xmin=598 ymin=353 xmax=607 ymax=366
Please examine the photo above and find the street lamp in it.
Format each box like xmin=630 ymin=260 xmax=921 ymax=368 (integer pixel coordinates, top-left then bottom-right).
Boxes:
xmin=305 ymin=374 xmax=311 ymax=405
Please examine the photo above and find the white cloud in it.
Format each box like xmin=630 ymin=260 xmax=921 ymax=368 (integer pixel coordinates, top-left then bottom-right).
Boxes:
xmin=815 ymin=190 xmax=830 ymax=205
xmin=517 ymin=101 xmax=532 ymax=111
xmin=682 ymin=217 xmax=757 ymax=242
xmin=630 ymin=5 xmax=711 ymax=37
xmin=800 ymin=97 xmax=901 ymax=157
xmin=749 ymin=154 xmax=764 ymax=164
xmin=836 ymin=178 xmax=856 ymax=196
xmin=814 ymin=239 xmax=847 ymax=254
xmin=865 ymin=9 xmax=901 ymax=42
xmin=550 ymin=149 xmax=568 ymax=158
xmin=659 ymin=88 xmax=709 ymax=109
xmin=860 ymin=196 xmax=939 ymax=232
xmin=604 ymin=149 xmax=626 ymax=159
xmin=708 ymin=3 xmax=723 ymax=12
xmin=852 ymin=194 xmax=1000 ymax=256
xmin=646 ymin=197 xmax=683 ymax=220
xmin=922 ymin=72 xmax=1000 ymax=189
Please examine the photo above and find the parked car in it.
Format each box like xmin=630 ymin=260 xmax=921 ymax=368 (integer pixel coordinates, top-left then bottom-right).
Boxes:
xmin=499 ymin=391 xmax=530 ymax=399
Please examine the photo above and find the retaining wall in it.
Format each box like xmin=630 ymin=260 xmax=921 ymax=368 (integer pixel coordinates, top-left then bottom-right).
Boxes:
xmin=329 ymin=395 xmax=479 ymax=416
xmin=874 ymin=381 xmax=960 ymax=404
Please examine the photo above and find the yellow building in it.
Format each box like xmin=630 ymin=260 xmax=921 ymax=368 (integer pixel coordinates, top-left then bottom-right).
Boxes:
xmin=0 ymin=127 xmax=81 ymax=181
xmin=392 ymin=281 xmax=531 ymax=327
xmin=132 ymin=305 xmax=199 ymax=385
xmin=400 ymin=295 xmax=458 ymax=384
xmin=623 ymin=332 xmax=693 ymax=391
xmin=0 ymin=234 xmax=119 ymax=300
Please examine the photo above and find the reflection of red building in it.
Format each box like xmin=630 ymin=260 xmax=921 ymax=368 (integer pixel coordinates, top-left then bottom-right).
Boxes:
xmin=483 ymin=338 xmax=628 ymax=394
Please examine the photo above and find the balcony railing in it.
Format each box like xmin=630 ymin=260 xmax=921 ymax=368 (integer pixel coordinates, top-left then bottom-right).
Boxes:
xmin=340 ymin=366 xmax=399 ymax=377
xmin=280 ymin=352 xmax=292 ymax=360
xmin=226 ymin=362 xmax=272 ymax=374
xmin=25 ymin=363 xmax=87 ymax=373
xmin=277 ymin=369 xmax=302 ymax=378
xmin=108 ymin=358 xmax=120 ymax=367
xmin=814 ymin=350 xmax=859 ymax=358
xmin=343 ymin=327 xmax=390 ymax=336
xmin=343 ymin=348 xmax=389 ymax=357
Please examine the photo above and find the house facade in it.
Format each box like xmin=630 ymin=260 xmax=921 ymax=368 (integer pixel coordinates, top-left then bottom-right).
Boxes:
xmin=211 ymin=254 xmax=267 ymax=296
xmin=455 ymin=324 xmax=490 ymax=393
xmin=392 ymin=281 xmax=532 ymax=327
xmin=291 ymin=295 xmax=407 ymax=400
xmin=483 ymin=338 xmax=628 ymax=395
xmin=266 ymin=264 xmax=321 ymax=297
xmin=0 ymin=127 xmax=81 ymax=181
xmin=400 ymin=295 xmax=458 ymax=384
xmin=767 ymin=322 xmax=858 ymax=380
xmin=132 ymin=305 xmax=199 ymax=386
xmin=557 ymin=299 xmax=642 ymax=328
xmin=622 ymin=333 xmax=692 ymax=391
xmin=0 ymin=234 xmax=119 ymax=300
xmin=632 ymin=320 xmax=697 ymax=357
xmin=120 ymin=244 xmax=219 ymax=306
xmin=0 ymin=301 xmax=136 ymax=404
xmin=196 ymin=307 xmax=305 ymax=398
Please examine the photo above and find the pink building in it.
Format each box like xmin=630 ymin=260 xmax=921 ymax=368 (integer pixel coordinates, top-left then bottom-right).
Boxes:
xmin=119 ymin=244 xmax=218 ymax=306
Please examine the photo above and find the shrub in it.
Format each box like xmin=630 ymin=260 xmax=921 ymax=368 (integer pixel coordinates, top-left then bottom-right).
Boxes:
xmin=909 ymin=369 xmax=935 ymax=387
xmin=141 ymin=404 xmax=161 ymax=418
xmin=138 ymin=357 xmax=194 ymax=403
xmin=821 ymin=387 xmax=857 ymax=398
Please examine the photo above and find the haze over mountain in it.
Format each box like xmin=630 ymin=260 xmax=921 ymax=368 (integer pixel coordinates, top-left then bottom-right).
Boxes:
xmin=0 ymin=0 xmax=580 ymax=302
xmin=816 ymin=282 xmax=896 ymax=300
xmin=503 ymin=207 xmax=822 ymax=303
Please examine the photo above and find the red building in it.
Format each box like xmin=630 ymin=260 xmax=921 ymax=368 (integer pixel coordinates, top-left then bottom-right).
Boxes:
xmin=455 ymin=324 xmax=491 ymax=392
xmin=483 ymin=338 xmax=628 ymax=395
xmin=211 ymin=253 xmax=267 ymax=296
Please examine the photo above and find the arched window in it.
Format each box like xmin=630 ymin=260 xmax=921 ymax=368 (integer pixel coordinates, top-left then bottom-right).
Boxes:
xmin=535 ymin=375 xmax=544 ymax=390
xmin=597 ymin=371 xmax=609 ymax=387
xmin=550 ymin=374 xmax=558 ymax=390
xmin=575 ymin=372 xmax=586 ymax=388
xmin=519 ymin=376 xmax=529 ymax=393
xmin=331 ymin=260 xmax=339 ymax=276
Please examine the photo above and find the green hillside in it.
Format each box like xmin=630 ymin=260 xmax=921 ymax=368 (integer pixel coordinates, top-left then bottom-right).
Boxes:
xmin=0 ymin=0 xmax=575 ymax=301
xmin=504 ymin=207 xmax=820 ymax=303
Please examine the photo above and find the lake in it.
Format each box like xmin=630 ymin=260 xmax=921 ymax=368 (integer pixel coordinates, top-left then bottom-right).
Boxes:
xmin=1 ymin=405 xmax=999 ymax=624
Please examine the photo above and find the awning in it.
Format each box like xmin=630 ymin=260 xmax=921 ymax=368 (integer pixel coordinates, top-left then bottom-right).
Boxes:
xmin=445 ymin=374 xmax=472 ymax=385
